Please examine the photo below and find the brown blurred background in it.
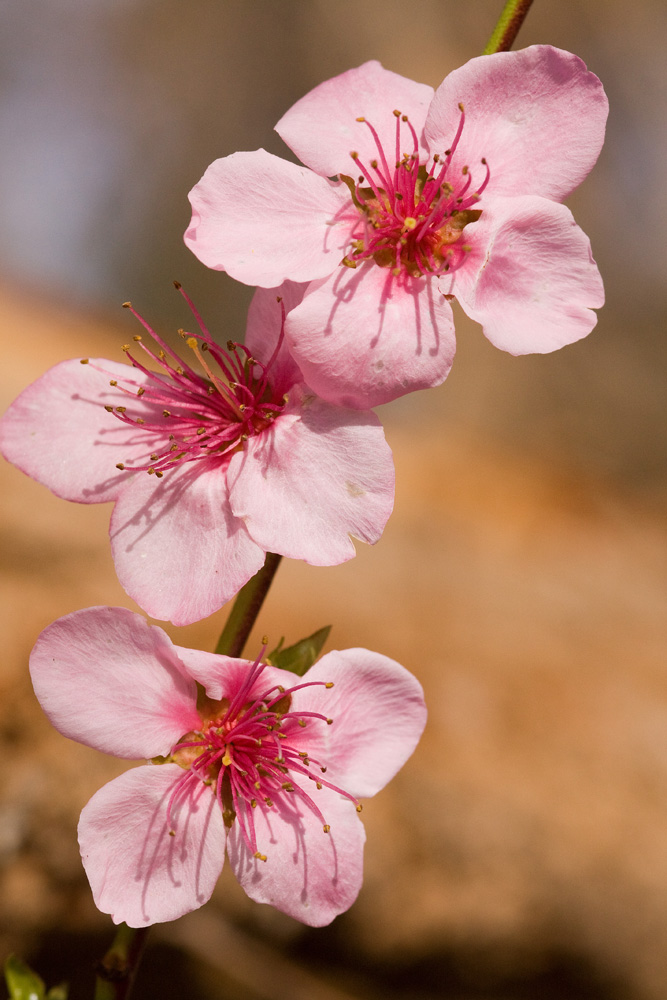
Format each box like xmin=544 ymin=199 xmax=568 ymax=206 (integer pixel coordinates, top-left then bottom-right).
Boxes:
xmin=0 ymin=1 xmax=665 ymax=998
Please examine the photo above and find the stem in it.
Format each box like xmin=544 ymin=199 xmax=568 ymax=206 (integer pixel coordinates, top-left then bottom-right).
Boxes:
xmin=94 ymin=924 xmax=149 ymax=1000
xmin=215 ymin=552 xmax=283 ymax=657
xmin=483 ymin=0 xmax=534 ymax=54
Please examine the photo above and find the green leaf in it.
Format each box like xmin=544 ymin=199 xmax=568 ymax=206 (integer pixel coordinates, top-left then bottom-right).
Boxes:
xmin=46 ymin=986 xmax=68 ymax=1000
xmin=4 ymin=955 xmax=46 ymax=1000
xmin=268 ymin=626 xmax=331 ymax=676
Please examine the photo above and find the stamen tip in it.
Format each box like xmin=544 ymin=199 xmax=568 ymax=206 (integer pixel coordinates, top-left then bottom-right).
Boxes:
xmin=173 ymin=280 xmax=182 ymax=290
xmin=323 ymin=824 xmax=331 ymax=833
xmin=122 ymin=301 xmax=131 ymax=309
xmin=80 ymin=358 xmax=89 ymax=365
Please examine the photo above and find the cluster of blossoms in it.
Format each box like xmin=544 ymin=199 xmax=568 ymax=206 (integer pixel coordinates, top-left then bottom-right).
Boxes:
xmin=1 ymin=44 xmax=606 ymax=930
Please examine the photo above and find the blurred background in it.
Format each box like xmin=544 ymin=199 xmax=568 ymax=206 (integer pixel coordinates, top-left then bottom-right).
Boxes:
xmin=0 ymin=1 xmax=665 ymax=998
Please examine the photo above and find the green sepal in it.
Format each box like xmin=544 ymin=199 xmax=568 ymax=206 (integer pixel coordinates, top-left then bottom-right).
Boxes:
xmin=4 ymin=955 xmax=46 ymax=1000
xmin=267 ymin=625 xmax=331 ymax=676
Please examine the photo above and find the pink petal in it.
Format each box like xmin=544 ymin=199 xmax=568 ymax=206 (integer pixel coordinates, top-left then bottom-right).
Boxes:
xmin=425 ymin=45 xmax=608 ymax=201
xmin=185 ymin=150 xmax=353 ymax=286
xmin=245 ymin=282 xmax=307 ymax=397
xmin=29 ymin=607 xmax=199 ymax=759
xmin=227 ymin=391 xmax=394 ymax=565
xmin=285 ymin=264 xmax=456 ymax=408
xmin=227 ymin=783 xmax=365 ymax=926
xmin=79 ymin=764 xmax=225 ymax=927
xmin=275 ymin=60 xmax=434 ymax=178
xmin=448 ymin=195 xmax=604 ymax=354
xmin=109 ymin=461 xmax=265 ymax=626
xmin=292 ymin=649 xmax=427 ymax=799
xmin=172 ymin=648 xmax=296 ymax=704
xmin=0 ymin=359 xmax=170 ymax=504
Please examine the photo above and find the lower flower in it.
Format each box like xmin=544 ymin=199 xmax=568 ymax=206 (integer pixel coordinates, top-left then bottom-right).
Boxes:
xmin=29 ymin=606 xmax=427 ymax=927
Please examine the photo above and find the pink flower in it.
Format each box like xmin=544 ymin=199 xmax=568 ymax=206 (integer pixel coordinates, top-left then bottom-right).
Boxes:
xmin=30 ymin=606 xmax=427 ymax=927
xmin=0 ymin=282 xmax=394 ymax=625
xmin=185 ymin=46 xmax=607 ymax=408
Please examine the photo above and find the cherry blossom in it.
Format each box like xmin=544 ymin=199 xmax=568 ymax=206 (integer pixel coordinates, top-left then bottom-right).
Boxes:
xmin=29 ymin=606 xmax=427 ymax=927
xmin=186 ymin=46 xmax=607 ymax=408
xmin=0 ymin=283 xmax=394 ymax=625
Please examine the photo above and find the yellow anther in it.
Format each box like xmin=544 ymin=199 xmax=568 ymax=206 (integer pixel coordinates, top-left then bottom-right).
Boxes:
xmin=133 ymin=335 xmax=142 ymax=342
xmin=122 ymin=301 xmax=131 ymax=309
xmin=355 ymin=116 xmax=365 ymax=122
xmin=458 ymin=102 xmax=465 ymax=112
xmin=326 ymin=718 xmax=334 ymax=725
xmin=298 ymin=719 xmax=307 ymax=728
xmin=109 ymin=379 xmax=117 ymax=386
xmin=393 ymin=109 xmax=401 ymax=117
xmin=147 ymin=468 xmax=155 ymax=475
xmin=150 ymin=453 xmax=158 ymax=461
xmin=222 ymin=749 xmax=232 ymax=766
xmin=168 ymin=829 xmax=175 ymax=837
xmin=80 ymin=358 xmax=89 ymax=365
xmin=104 ymin=405 xmax=114 ymax=412
xmin=136 ymin=418 xmax=145 ymax=425
xmin=162 ymin=409 xmax=171 ymax=417
xmin=356 ymin=804 xmax=363 ymax=813
xmin=116 ymin=463 xmax=125 ymax=470
xmin=253 ymin=852 xmax=267 ymax=862
xmin=323 ymin=824 xmax=331 ymax=833
xmin=403 ymin=217 xmax=417 ymax=230
xmin=155 ymin=471 xmax=164 ymax=479
xmin=186 ymin=337 xmax=198 ymax=349
xmin=173 ymin=280 xmax=182 ymax=290
xmin=115 ymin=406 xmax=126 ymax=413
xmin=350 ymin=151 xmax=359 ymax=160
xmin=281 ymin=782 xmax=294 ymax=791
xmin=341 ymin=256 xmax=357 ymax=269
xmin=250 ymin=798 xmax=257 ymax=808
xmin=137 ymin=387 xmax=145 ymax=396
xmin=121 ymin=344 xmax=131 ymax=352
xmin=316 ymin=782 xmax=322 ymax=790
xmin=325 ymin=682 xmax=334 ymax=689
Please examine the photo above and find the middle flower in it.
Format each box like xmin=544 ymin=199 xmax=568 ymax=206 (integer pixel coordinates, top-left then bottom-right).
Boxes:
xmin=0 ymin=282 xmax=394 ymax=625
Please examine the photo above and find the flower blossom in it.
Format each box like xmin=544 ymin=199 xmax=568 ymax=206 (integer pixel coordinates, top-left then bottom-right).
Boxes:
xmin=0 ymin=282 xmax=394 ymax=625
xmin=30 ymin=606 xmax=427 ymax=927
xmin=186 ymin=46 xmax=607 ymax=408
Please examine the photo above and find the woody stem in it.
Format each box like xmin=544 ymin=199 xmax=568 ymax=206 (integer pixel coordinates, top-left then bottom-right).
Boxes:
xmin=214 ymin=552 xmax=283 ymax=657
xmin=483 ymin=0 xmax=535 ymax=54
xmin=93 ymin=924 xmax=149 ymax=1000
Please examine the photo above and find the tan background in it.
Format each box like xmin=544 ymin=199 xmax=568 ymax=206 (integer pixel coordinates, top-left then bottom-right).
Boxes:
xmin=1 ymin=2 xmax=666 ymax=998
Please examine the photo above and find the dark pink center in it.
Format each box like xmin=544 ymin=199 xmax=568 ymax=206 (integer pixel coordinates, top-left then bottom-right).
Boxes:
xmin=166 ymin=653 xmax=359 ymax=859
xmin=86 ymin=286 xmax=287 ymax=478
xmin=340 ymin=105 xmax=489 ymax=280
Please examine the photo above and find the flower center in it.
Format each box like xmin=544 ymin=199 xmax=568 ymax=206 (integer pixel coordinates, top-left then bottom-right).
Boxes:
xmin=339 ymin=104 xmax=489 ymax=280
xmin=163 ymin=652 xmax=360 ymax=860
xmin=81 ymin=284 xmax=287 ymax=478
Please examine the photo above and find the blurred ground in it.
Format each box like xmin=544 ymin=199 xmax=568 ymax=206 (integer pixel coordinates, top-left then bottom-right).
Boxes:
xmin=1 ymin=1 xmax=666 ymax=998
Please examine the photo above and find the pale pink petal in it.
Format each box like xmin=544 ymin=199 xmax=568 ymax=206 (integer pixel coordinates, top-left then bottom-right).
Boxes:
xmin=185 ymin=150 xmax=352 ymax=286
xmin=275 ymin=60 xmax=434 ymax=178
xmin=244 ymin=282 xmax=307 ymax=396
xmin=285 ymin=264 xmax=456 ymax=408
xmin=79 ymin=764 xmax=225 ymax=927
xmin=447 ymin=195 xmax=604 ymax=354
xmin=291 ymin=649 xmax=426 ymax=799
xmin=425 ymin=46 xmax=608 ymax=201
xmin=0 ymin=359 xmax=172 ymax=504
xmin=172 ymin=649 xmax=297 ymax=704
xmin=109 ymin=461 xmax=265 ymax=626
xmin=227 ymin=783 xmax=365 ymax=926
xmin=30 ymin=607 xmax=199 ymax=759
xmin=227 ymin=391 xmax=394 ymax=564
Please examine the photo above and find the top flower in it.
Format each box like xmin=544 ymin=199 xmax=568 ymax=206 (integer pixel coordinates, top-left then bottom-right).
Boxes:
xmin=185 ymin=47 xmax=608 ymax=408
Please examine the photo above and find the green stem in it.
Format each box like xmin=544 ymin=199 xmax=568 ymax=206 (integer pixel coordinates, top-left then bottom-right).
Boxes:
xmin=94 ymin=924 xmax=149 ymax=1000
xmin=483 ymin=0 xmax=535 ymax=54
xmin=214 ymin=552 xmax=283 ymax=657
